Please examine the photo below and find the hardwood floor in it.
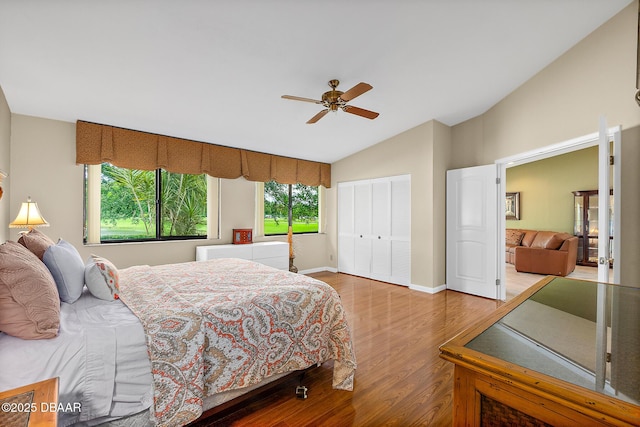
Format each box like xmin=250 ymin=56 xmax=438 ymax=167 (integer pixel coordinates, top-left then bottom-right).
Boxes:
xmin=195 ymin=272 xmax=501 ymax=427
xmin=505 ymin=263 xmax=602 ymax=300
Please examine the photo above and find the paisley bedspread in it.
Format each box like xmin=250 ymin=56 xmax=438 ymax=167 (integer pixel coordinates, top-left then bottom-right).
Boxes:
xmin=118 ymin=258 xmax=356 ymax=427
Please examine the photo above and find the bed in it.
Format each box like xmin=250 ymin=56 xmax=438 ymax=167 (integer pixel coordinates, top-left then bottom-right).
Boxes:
xmin=0 ymin=236 xmax=357 ymax=427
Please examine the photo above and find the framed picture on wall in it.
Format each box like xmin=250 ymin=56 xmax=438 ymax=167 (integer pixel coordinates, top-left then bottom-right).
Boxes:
xmin=506 ymin=192 xmax=520 ymax=220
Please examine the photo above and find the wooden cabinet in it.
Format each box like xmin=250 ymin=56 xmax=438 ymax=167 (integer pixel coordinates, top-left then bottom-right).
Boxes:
xmin=196 ymin=241 xmax=289 ymax=270
xmin=440 ymin=276 xmax=640 ymax=426
xmin=338 ymin=175 xmax=411 ymax=286
xmin=573 ymin=190 xmax=613 ymax=266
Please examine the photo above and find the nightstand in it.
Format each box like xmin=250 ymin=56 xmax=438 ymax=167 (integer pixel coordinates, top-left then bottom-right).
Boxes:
xmin=0 ymin=378 xmax=59 ymax=427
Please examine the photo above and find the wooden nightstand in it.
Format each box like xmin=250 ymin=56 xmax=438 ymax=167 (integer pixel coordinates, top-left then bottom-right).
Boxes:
xmin=0 ymin=378 xmax=59 ymax=427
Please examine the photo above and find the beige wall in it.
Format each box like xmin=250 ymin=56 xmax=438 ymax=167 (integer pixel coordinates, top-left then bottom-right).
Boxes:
xmin=329 ymin=120 xmax=452 ymax=291
xmin=460 ymin=1 xmax=639 ymax=165
xmin=505 ymin=146 xmax=599 ymax=233
xmin=452 ymin=1 xmax=640 ymax=283
xmin=5 ymin=114 xmax=327 ymax=270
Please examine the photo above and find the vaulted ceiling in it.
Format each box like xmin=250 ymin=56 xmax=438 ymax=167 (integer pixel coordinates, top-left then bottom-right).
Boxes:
xmin=0 ymin=1 xmax=633 ymax=163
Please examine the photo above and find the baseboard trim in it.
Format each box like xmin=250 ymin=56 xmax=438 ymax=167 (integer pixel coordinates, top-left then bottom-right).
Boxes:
xmin=299 ymin=266 xmax=338 ymax=275
xmin=409 ymin=284 xmax=447 ymax=294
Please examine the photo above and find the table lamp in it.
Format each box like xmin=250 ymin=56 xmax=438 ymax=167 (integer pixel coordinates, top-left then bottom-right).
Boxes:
xmin=9 ymin=196 xmax=49 ymax=232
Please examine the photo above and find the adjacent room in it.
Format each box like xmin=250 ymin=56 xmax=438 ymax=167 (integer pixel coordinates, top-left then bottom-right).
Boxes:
xmin=0 ymin=1 xmax=639 ymax=426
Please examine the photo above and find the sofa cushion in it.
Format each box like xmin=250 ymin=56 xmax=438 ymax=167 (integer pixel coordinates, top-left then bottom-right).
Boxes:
xmin=520 ymin=230 xmax=538 ymax=247
xmin=505 ymin=229 xmax=524 ymax=246
xmin=531 ymin=231 xmax=565 ymax=250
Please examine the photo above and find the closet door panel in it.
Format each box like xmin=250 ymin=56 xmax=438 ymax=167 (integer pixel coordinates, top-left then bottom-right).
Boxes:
xmin=338 ymin=235 xmax=355 ymax=274
xmin=371 ymin=178 xmax=391 ymax=237
xmin=391 ymin=239 xmax=411 ymax=285
xmin=338 ymin=183 xmax=355 ymax=274
xmin=354 ymin=182 xmax=372 ymax=237
xmin=338 ymin=183 xmax=354 ymax=235
xmin=391 ymin=177 xmax=411 ymax=239
xmin=354 ymin=237 xmax=372 ymax=277
xmin=371 ymin=238 xmax=391 ymax=282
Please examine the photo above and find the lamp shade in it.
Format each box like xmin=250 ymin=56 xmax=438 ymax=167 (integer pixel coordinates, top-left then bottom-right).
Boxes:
xmin=9 ymin=197 xmax=49 ymax=229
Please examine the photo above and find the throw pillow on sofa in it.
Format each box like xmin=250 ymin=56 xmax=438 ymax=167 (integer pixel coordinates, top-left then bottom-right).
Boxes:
xmin=505 ymin=229 xmax=524 ymax=246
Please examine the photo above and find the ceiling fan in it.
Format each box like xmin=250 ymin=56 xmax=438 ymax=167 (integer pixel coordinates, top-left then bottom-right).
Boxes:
xmin=282 ymin=79 xmax=379 ymax=124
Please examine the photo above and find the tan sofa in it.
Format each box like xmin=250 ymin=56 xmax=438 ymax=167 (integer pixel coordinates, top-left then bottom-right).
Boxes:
xmin=506 ymin=229 xmax=578 ymax=276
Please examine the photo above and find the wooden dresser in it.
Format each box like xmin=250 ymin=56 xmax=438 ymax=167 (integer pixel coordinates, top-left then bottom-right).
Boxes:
xmin=440 ymin=276 xmax=640 ymax=426
xmin=195 ymin=241 xmax=289 ymax=270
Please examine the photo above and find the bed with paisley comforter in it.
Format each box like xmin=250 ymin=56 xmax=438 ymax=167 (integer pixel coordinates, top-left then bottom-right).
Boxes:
xmin=0 ymin=257 xmax=356 ymax=427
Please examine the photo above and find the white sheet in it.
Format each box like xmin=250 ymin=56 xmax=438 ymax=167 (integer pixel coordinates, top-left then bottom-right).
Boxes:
xmin=0 ymin=289 xmax=153 ymax=426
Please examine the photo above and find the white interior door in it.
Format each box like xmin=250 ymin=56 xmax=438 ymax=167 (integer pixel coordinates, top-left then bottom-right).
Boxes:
xmin=446 ymin=165 xmax=499 ymax=299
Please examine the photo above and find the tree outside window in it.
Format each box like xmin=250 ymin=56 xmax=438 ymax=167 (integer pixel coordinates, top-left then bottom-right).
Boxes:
xmin=264 ymin=181 xmax=318 ymax=235
xmin=96 ymin=163 xmax=207 ymax=241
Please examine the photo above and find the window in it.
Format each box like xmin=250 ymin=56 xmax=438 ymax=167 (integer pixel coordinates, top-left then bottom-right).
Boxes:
xmin=85 ymin=163 xmax=211 ymax=242
xmin=263 ymin=181 xmax=319 ymax=235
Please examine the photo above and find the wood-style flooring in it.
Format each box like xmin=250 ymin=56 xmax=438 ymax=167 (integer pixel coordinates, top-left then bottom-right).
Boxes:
xmin=195 ymin=272 xmax=502 ymax=427
xmin=505 ymin=263 xmax=601 ymax=300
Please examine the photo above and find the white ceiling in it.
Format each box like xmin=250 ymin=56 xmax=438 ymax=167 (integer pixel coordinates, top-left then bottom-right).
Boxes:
xmin=0 ymin=0 xmax=633 ymax=163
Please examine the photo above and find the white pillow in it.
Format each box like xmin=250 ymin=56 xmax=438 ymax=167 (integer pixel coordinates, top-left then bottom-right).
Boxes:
xmin=42 ymin=239 xmax=85 ymax=303
xmin=84 ymin=255 xmax=120 ymax=301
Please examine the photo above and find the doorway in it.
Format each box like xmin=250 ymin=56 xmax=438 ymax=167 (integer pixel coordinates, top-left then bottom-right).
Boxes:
xmin=496 ymin=126 xmax=621 ymax=299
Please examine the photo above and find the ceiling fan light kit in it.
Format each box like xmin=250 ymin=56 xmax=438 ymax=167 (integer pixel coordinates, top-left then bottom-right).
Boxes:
xmin=282 ymin=79 xmax=379 ymax=124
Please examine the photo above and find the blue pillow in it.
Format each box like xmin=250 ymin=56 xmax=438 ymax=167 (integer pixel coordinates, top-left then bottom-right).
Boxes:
xmin=42 ymin=239 xmax=85 ymax=303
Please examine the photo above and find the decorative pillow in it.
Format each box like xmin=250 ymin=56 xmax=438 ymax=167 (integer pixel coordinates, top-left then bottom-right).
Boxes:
xmin=18 ymin=228 xmax=55 ymax=260
xmin=0 ymin=241 xmax=60 ymax=339
xmin=84 ymin=255 xmax=120 ymax=301
xmin=505 ymin=229 xmax=524 ymax=246
xmin=42 ymin=239 xmax=85 ymax=303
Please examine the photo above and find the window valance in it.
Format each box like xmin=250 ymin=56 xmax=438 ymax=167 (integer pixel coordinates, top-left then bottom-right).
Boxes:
xmin=75 ymin=120 xmax=331 ymax=188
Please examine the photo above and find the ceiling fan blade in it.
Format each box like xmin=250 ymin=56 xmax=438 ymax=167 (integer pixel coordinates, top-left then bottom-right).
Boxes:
xmin=339 ymin=82 xmax=373 ymax=102
xmin=343 ymin=105 xmax=379 ymax=120
xmin=307 ymin=109 xmax=329 ymax=124
xmin=281 ymin=95 xmax=323 ymax=104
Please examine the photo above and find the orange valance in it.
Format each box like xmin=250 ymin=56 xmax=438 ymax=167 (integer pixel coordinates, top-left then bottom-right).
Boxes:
xmin=75 ymin=120 xmax=331 ymax=188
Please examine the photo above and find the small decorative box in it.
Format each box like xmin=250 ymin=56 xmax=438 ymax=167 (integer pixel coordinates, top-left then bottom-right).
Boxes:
xmin=233 ymin=228 xmax=253 ymax=244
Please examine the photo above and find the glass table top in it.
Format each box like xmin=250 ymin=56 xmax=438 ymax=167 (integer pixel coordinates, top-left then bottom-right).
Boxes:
xmin=465 ymin=277 xmax=640 ymax=407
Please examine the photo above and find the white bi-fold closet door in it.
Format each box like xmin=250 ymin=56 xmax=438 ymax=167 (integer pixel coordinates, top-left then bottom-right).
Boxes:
xmin=338 ymin=174 xmax=411 ymax=286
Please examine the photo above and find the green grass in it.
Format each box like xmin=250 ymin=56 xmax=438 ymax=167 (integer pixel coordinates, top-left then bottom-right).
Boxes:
xmin=100 ymin=218 xmax=207 ymax=240
xmin=100 ymin=217 xmax=317 ymax=239
xmin=264 ymin=218 xmax=318 ymax=235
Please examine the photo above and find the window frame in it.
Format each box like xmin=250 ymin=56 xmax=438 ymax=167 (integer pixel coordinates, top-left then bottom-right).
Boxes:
xmin=84 ymin=164 xmax=219 ymax=244
xmin=260 ymin=181 xmax=322 ymax=237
